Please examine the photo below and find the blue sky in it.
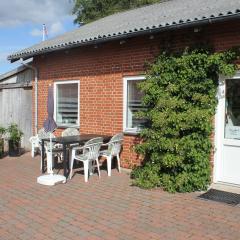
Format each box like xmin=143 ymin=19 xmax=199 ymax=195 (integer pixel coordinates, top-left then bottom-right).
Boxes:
xmin=0 ymin=0 xmax=77 ymax=75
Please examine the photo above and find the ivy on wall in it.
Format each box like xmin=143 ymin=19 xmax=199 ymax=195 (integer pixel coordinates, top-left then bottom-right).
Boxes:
xmin=131 ymin=48 xmax=239 ymax=192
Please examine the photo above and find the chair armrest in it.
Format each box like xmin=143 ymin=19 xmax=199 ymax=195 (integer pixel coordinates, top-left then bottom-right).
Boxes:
xmin=72 ymin=146 xmax=84 ymax=151
xmin=101 ymin=143 xmax=109 ymax=147
xmin=71 ymin=146 xmax=84 ymax=157
xmin=29 ymin=135 xmax=38 ymax=143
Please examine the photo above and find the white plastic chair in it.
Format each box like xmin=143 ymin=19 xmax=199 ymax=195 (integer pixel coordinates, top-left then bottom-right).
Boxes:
xmin=29 ymin=128 xmax=47 ymax=157
xmin=61 ymin=127 xmax=80 ymax=161
xmin=29 ymin=135 xmax=40 ymax=158
xmin=36 ymin=129 xmax=62 ymax=173
xmin=62 ymin=128 xmax=79 ymax=137
xmin=44 ymin=140 xmax=63 ymax=174
xmin=99 ymin=133 xmax=123 ymax=176
xmin=70 ymin=137 xmax=103 ymax=182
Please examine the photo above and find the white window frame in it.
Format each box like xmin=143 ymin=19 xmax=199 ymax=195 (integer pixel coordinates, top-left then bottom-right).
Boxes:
xmin=123 ymin=76 xmax=146 ymax=133
xmin=54 ymin=80 xmax=80 ymax=128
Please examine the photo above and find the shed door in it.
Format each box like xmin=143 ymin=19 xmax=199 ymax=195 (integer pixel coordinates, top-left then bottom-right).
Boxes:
xmin=0 ymin=87 xmax=32 ymax=149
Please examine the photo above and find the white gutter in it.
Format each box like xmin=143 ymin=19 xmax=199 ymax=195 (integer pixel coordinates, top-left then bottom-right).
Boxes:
xmin=20 ymin=59 xmax=38 ymax=134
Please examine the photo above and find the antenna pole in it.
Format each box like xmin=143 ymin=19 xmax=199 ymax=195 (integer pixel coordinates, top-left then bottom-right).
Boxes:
xmin=42 ymin=24 xmax=46 ymax=41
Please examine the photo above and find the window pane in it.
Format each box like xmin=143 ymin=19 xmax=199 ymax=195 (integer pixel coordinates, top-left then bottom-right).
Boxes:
xmin=56 ymin=83 xmax=78 ymax=126
xmin=225 ymin=79 xmax=240 ymax=139
xmin=127 ymin=80 xmax=145 ymax=129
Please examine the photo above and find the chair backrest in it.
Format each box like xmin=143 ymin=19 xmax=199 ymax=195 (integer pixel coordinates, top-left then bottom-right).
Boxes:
xmin=83 ymin=137 xmax=103 ymax=160
xmin=62 ymin=128 xmax=79 ymax=137
xmin=37 ymin=128 xmax=55 ymax=150
xmin=38 ymin=128 xmax=54 ymax=140
xmin=108 ymin=133 xmax=123 ymax=156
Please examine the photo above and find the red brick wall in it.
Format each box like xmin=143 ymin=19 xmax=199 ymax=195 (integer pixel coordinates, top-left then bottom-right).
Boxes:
xmin=32 ymin=19 xmax=240 ymax=168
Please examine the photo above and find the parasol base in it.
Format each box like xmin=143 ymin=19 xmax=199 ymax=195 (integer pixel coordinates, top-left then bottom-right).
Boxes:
xmin=37 ymin=174 xmax=66 ymax=186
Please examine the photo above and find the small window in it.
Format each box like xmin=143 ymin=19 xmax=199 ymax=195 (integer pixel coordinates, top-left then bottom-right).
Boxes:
xmin=124 ymin=76 xmax=146 ymax=132
xmin=54 ymin=81 xmax=79 ymax=127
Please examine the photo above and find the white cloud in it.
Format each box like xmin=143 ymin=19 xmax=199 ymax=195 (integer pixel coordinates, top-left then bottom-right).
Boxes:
xmin=50 ymin=22 xmax=65 ymax=35
xmin=30 ymin=28 xmax=42 ymax=37
xmin=0 ymin=0 xmax=76 ymax=72
xmin=0 ymin=0 xmax=75 ymax=27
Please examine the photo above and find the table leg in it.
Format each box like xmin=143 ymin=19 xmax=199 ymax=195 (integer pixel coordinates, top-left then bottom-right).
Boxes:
xmin=41 ymin=140 xmax=45 ymax=173
xmin=63 ymin=144 xmax=67 ymax=178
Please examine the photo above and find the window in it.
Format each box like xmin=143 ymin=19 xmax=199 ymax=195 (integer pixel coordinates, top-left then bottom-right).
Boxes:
xmin=225 ymin=79 xmax=240 ymax=139
xmin=123 ymin=76 xmax=146 ymax=132
xmin=54 ymin=81 xmax=79 ymax=127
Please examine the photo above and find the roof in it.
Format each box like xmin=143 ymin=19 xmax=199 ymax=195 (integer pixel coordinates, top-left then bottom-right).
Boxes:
xmin=0 ymin=65 xmax=27 ymax=82
xmin=8 ymin=0 xmax=240 ymax=62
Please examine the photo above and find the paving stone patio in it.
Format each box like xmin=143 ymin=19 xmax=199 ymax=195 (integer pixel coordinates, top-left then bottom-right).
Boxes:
xmin=0 ymin=153 xmax=240 ymax=240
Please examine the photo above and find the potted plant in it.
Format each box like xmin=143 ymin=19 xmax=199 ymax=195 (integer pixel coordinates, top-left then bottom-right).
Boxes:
xmin=0 ymin=126 xmax=6 ymax=158
xmin=7 ymin=124 xmax=23 ymax=157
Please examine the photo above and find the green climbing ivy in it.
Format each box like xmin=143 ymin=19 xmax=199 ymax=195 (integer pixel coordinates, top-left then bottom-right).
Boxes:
xmin=131 ymin=48 xmax=239 ymax=192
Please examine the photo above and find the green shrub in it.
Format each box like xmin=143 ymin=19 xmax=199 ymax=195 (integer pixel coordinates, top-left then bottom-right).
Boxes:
xmin=131 ymin=163 xmax=160 ymax=189
xmin=7 ymin=124 xmax=23 ymax=143
xmin=132 ymin=48 xmax=239 ymax=192
xmin=0 ymin=126 xmax=6 ymax=137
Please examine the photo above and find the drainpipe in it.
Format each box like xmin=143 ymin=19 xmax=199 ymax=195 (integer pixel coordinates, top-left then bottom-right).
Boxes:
xmin=20 ymin=58 xmax=38 ymax=134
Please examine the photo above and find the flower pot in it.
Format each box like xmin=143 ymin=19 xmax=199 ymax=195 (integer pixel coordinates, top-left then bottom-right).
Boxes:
xmin=8 ymin=140 xmax=21 ymax=157
xmin=0 ymin=138 xmax=4 ymax=159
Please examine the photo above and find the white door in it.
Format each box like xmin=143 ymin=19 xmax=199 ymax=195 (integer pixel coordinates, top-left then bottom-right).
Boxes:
xmin=215 ymin=74 xmax=240 ymax=185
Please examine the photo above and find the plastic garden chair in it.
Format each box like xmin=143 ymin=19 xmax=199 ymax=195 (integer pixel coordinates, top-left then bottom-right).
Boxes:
xmin=33 ymin=128 xmax=61 ymax=173
xmin=61 ymin=127 xmax=80 ymax=161
xmin=99 ymin=133 xmax=123 ymax=176
xmin=29 ymin=135 xmax=40 ymax=158
xmin=70 ymin=137 xmax=103 ymax=182
xmin=61 ymin=128 xmax=79 ymax=137
xmin=29 ymin=128 xmax=49 ymax=158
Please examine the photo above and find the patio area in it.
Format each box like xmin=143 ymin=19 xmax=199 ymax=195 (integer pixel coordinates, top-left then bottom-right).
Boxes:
xmin=0 ymin=153 xmax=240 ymax=240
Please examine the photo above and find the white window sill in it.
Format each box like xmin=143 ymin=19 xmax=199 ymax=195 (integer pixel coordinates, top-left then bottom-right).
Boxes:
xmin=57 ymin=124 xmax=79 ymax=129
xmin=123 ymin=129 xmax=141 ymax=136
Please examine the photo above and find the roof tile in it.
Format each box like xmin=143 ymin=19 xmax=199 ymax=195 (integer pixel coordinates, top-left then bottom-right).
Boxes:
xmin=8 ymin=0 xmax=240 ymax=61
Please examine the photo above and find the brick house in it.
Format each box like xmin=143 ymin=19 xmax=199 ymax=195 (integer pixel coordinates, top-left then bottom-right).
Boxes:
xmin=8 ymin=0 xmax=240 ymax=185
